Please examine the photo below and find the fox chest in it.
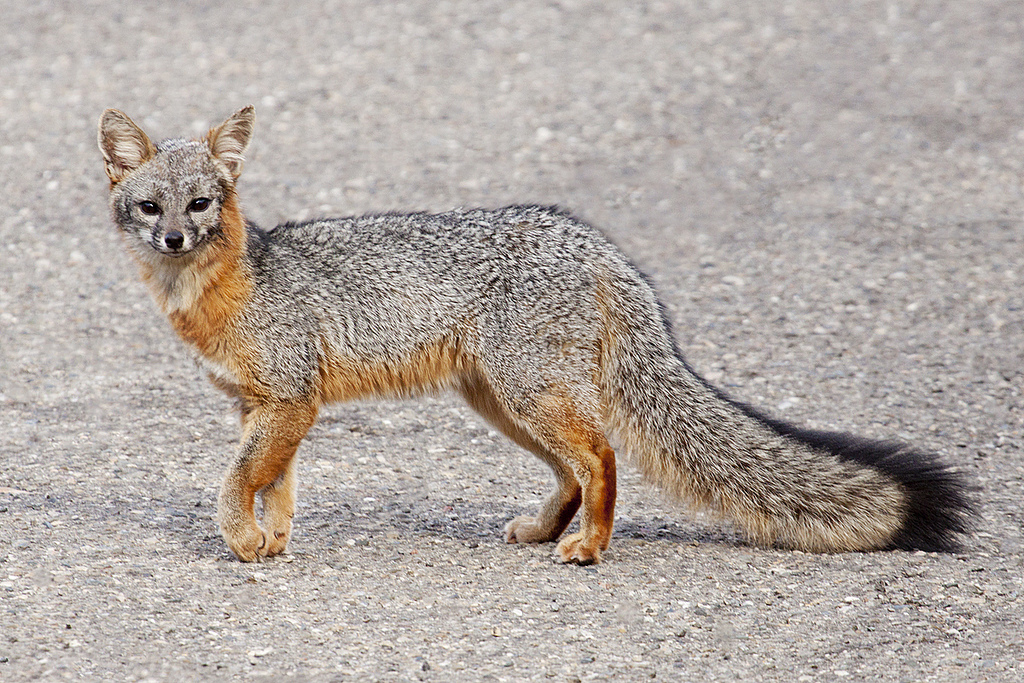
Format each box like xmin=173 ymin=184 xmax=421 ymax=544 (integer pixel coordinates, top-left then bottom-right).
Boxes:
xmin=184 ymin=324 xmax=316 ymax=400
xmin=195 ymin=350 xmax=245 ymax=394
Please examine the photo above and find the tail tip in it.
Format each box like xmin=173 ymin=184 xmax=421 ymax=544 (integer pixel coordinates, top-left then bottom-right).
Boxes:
xmin=889 ymin=465 xmax=975 ymax=553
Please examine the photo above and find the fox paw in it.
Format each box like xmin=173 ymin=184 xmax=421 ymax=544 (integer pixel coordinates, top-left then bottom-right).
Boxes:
xmin=263 ymin=525 xmax=290 ymax=557
xmin=221 ymin=521 xmax=267 ymax=562
xmin=221 ymin=521 xmax=288 ymax=562
xmin=261 ymin=512 xmax=292 ymax=557
xmin=504 ymin=515 xmax=559 ymax=544
xmin=554 ymin=532 xmax=602 ymax=565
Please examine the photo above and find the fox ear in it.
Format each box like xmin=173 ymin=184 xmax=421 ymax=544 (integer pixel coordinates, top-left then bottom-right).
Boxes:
xmin=207 ymin=105 xmax=255 ymax=179
xmin=98 ymin=109 xmax=156 ymax=183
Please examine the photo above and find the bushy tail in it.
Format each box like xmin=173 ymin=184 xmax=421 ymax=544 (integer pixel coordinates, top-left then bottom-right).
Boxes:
xmin=599 ymin=275 xmax=972 ymax=553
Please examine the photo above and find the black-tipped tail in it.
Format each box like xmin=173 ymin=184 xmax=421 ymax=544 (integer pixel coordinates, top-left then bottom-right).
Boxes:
xmin=744 ymin=406 xmax=974 ymax=552
xmin=884 ymin=447 xmax=974 ymax=552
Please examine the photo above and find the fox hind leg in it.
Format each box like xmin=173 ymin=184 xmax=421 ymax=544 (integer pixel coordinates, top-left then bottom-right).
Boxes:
xmin=516 ymin=393 xmax=616 ymax=565
xmin=459 ymin=375 xmax=583 ymax=543
xmin=459 ymin=374 xmax=616 ymax=564
xmin=530 ymin=399 xmax=617 ymax=565
xmin=504 ymin=457 xmax=582 ymax=546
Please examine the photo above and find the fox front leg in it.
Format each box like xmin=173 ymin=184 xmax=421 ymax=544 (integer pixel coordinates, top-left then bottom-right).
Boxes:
xmin=217 ymin=399 xmax=317 ymax=561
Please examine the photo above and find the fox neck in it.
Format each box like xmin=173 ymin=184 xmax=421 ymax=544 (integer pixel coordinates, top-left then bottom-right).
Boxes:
xmin=135 ymin=192 xmax=253 ymax=356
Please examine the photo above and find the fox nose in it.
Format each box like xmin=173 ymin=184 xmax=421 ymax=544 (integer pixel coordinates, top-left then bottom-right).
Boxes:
xmin=163 ymin=231 xmax=185 ymax=251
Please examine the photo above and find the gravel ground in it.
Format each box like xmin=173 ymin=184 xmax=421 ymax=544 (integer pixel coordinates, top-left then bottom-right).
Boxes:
xmin=2 ymin=1 xmax=1022 ymax=681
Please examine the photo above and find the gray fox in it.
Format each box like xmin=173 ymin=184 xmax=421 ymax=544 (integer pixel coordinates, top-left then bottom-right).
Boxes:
xmin=98 ymin=106 xmax=971 ymax=564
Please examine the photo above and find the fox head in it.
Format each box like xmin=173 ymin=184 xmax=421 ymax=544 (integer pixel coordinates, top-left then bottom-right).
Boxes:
xmin=98 ymin=106 xmax=255 ymax=259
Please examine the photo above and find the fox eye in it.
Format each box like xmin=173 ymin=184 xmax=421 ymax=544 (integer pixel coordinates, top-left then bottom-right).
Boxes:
xmin=138 ymin=201 xmax=161 ymax=216
xmin=188 ymin=197 xmax=212 ymax=212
